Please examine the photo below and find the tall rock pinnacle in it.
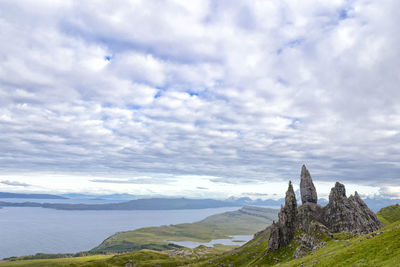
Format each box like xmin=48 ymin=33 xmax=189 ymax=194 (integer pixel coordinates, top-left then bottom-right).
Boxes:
xmin=300 ymin=164 xmax=318 ymax=204
xmin=268 ymin=181 xmax=298 ymax=250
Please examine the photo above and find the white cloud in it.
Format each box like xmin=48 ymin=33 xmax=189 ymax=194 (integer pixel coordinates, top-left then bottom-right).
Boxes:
xmin=0 ymin=0 xmax=399 ymax=197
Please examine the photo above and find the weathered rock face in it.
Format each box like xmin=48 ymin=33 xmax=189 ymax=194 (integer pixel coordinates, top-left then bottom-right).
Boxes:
xmin=279 ymin=181 xmax=298 ymax=247
xmin=293 ymin=221 xmax=330 ymax=259
xmin=267 ymin=165 xmax=383 ymax=257
xmin=300 ymin=165 xmax=318 ymax=204
xmin=267 ymin=222 xmax=281 ymax=251
xmin=268 ymin=181 xmax=297 ymax=251
xmin=296 ymin=202 xmax=325 ymax=233
xmin=324 ymin=183 xmax=383 ymax=234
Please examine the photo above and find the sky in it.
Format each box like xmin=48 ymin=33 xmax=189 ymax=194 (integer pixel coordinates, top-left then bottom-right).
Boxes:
xmin=0 ymin=0 xmax=399 ymax=200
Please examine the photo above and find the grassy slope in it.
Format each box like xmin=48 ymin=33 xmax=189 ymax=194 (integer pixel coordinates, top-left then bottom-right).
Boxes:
xmin=281 ymin=221 xmax=400 ymax=267
xmin=0 ymin=247 xmax=234 ymax=267
xmin=196 ymin=227 xmax=273 ymax=266
xmin=92 ymin=206 xmax=278 ymax=253
xmin=0 ymin=255 xmax=111 ymax=267
xmin=377 ymin=204 xmax=400 ymax=225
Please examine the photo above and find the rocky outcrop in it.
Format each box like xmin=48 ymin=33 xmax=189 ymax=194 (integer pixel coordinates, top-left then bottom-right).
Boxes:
xmin=267 ymin=222 xmax=281 ymax=251
xmin=268 ymin=181 xmax=297 ymax=250
xmin=266 ymin=165 xmax=383 ymax=257
xmin=300 ymin=165 xmax=318 ymax=204
xmin=293 ymin=222 xmax=329 ymax=259
xmin=296 ymin=202 xmax=325 ymax=233
xmin=324 ymin=183 xmax=383 ymax=234
xmin=279 ymin=181 xmax=298 ymax=247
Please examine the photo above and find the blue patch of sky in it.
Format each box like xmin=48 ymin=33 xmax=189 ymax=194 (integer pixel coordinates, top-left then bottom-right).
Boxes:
xmin=276 ymin=77 xmax=289 ymax=86
xmin=104 ymin=55 xmax=112 ymax=61
xmin=101 ymin=102 xmax=114 ymax=108
xmin=103 ymin=125 xmax=116 ymax=134
xmin=288 ymin=118 xmax=301 ymax=129
xmin=276 ymin=38 xmax=304 ymax=55
xmin=126 ymin=105 xmax=142 ymax=110
xmin=154 ymin=90 xmax=162 ymax=99
xmin=187 ymin=91 xmax=199 ymax=97
xmin=338 ymin=9 xmax=348 ymax=20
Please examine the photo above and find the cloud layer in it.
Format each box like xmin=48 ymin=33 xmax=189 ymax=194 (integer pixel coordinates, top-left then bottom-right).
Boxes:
xmin=0 ymin=0 xmax=399 ymax=197
xmin=1 ymin=180 xmax=31 ymax=187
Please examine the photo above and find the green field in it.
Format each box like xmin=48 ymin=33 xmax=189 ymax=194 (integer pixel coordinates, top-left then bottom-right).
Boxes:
xmin=91 ymin=206 xmax=278 ymax=253
xmin=0 ymin=255 xmax=111 ymax=267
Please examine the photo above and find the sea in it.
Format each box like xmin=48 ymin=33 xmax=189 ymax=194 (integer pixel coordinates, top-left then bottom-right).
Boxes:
xmin=0 ymin=199 xmax=241 ymax=259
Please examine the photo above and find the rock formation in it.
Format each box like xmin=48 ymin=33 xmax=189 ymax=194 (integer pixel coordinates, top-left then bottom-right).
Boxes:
xmin=267 ymin=165 xmax=383 ymax=257
xmin=324 ymin=183 xmax=382 ymax=234
xmin=268 ymin=181 xmax=297 ymax=250
xmin=300 ymin=165 xmax=317 ymax=204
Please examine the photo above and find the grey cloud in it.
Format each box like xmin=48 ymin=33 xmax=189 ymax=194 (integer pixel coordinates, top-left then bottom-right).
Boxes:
xmin=241 ymin=193 xmax=270 ymax=197
xmin=1 ymin=180 xmax=31 ymax=187
xmin=196 ymin=187 xmax=208 ymax=190
xmin=90 ymin=178 xmax=175 ymax=185
xmin=0 ymin=0 xmax=399 ymax=196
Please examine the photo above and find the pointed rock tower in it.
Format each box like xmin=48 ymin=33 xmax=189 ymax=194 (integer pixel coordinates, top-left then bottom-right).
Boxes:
xmin=300 ymin=164 xmax=318 ymax=204
xmin=268 ymin=181 xmax=297 ymax=250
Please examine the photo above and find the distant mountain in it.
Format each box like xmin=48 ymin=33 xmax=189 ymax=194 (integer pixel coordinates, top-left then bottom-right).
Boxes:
xmin=0 ymin=193 xmax=396 ymax=212
xmin=364 ymin=198 xmax=400 ymax=212
xmin=0 ymin=198 xmax=243 ymax=210
xmin=0 ymin=192 xmax=67 ymax=199
xmin=226 ymin=196 xmax=284 ymax=207
xmin=61 ymin=193 xmax=136 ymax=201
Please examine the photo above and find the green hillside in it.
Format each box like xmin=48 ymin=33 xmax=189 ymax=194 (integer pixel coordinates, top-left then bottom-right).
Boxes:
xmin=92 ymin=206 xmax=278 ymax=253
xmin=280 ymin=221 xmax=400 ymax=267
xmin=377 ymin=204 xmax=400 ymax=225
xmin=0 ymin=255 xmax=112 ymax=267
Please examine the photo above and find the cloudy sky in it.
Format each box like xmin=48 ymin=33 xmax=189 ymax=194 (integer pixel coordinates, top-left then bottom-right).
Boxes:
xmin=0 ymin=0 xmax=399 ymax=199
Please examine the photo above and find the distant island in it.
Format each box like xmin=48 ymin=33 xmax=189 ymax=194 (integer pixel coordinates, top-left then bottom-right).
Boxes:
xmin=0 ymin=197 xmax=278 ymax=210
xmin=0 ymin=191 xmax=398 ymax=212
xmin=0 ymin=192 xmax=67 ymax=200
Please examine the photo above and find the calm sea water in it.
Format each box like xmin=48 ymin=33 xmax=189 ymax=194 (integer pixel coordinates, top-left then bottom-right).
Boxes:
xmin=167 ymin=235 xmax=253 ymax=248
xmin=0 ymin=206 xmax=240 ymax=259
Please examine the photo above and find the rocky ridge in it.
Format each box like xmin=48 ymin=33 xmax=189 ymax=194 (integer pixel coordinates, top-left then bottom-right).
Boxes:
xmin=267 ymin=165 xmax=383 ymax=258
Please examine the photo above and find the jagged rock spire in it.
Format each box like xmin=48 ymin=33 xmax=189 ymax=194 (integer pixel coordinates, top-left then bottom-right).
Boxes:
xmin=284 ymin=181 xmax=298 ymax=216
xmin=328 ymin=182 xmax=346 ymax=202
xmin=268 ymin=181 xmax=298 ymax=250
xmin=300 ymin=164 xmax=318 ymax=204
xmin=324 ymin=182 xmax=383 ymax=234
